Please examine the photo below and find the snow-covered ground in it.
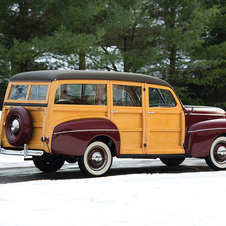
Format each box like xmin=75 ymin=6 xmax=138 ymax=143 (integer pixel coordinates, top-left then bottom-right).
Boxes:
xmin=0 ymin=156 xmax=225 ymax=226
xmin=0 ymin=111 xmax=225 ymax=226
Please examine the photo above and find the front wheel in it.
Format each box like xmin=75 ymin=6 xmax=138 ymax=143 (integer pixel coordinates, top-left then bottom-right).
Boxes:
xmin=33 ymin=154 xmax=65 ymax=173
xmin=160 ymin=158 xmax=185 ymax=166
xmin=205 ymin=136 xmax=226 ymax=170
xmin=78 ymin=141 xmax=112 ymax=177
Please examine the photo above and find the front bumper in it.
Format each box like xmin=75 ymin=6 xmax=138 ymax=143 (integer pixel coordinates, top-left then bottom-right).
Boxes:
xmin=0 ymin=142 xmax=44 ymax=157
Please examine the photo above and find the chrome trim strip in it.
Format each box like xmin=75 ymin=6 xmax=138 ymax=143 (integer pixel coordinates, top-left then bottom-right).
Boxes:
xmin=185 ymin=113 xmax=225 ymax=116
xmin=192 ymin=114 xmax=225 ymax=116
xmin=0 ymin=142 xmax=44 ymax=157
xmin=53 ymin=129 xmax=119 ymax=135
xmin=4 ymin=102 xmax=48 ymax=107
xmin=188 ymin=128 xmax=226 ymax=133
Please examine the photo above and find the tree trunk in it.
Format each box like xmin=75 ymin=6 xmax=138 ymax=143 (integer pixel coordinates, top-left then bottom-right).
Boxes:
xmin=79 ymin=51 xmax=86 ymax=70
xmin=165 ymin=7 xmax=177 ymax=85
xmin=168 ymin=44 xmax=177 ymax=86
xmin=123 ymin=35 xmax=130 ymax=72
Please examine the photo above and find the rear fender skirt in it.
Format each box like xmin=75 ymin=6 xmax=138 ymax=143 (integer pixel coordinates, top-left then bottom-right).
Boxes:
xmin=51 ymin=118 xmax=120 ymax=157
xmin=185 ymin=119 xmax=226 ymax=157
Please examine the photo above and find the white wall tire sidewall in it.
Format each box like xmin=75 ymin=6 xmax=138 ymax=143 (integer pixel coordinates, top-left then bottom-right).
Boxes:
xmin=210 ymin=137 xmax=226 ymax=169
xmin=83 ymin=141 xmax=112 ymax=176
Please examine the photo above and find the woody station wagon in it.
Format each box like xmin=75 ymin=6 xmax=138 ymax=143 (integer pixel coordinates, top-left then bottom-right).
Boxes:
xmin=0 ymin=70 xmax=226 ymax=176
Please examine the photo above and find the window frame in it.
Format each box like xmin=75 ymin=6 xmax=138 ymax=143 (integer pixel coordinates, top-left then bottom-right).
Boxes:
xmin=6 ymin=82 xmax=51 ymax=104
xmin=53 ymin=81 xmax=108 ymax=106
xmin=113 ymin=84 xmax=142 ymax=107
xmin=28 ymin=85 xmax=49 ymax=101
xmin=149 ymin=87 xmax=177 ymax=108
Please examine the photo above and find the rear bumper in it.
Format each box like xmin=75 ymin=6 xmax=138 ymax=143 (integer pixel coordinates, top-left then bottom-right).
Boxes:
xmin=0 ymin=142 xmax=44 ymax=157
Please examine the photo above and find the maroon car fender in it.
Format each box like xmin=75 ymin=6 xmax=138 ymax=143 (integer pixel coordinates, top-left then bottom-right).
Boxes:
xmin=185 ymin=119 xmax=226 ymax=157
xmin=51 ymin=118 xmax=120 ymax=157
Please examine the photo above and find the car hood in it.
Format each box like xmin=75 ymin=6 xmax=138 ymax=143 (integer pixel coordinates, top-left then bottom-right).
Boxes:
xmin=184 ymin=105 xmax=225 ymax=122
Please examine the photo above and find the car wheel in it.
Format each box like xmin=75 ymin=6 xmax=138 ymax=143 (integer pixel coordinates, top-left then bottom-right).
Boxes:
xmin=78 ymin=141 xmax=112 ymax=177
xmin=205 ymin=136 xmax=226 ymax=170
xmin=33 ymin=154 xmax=65 ymax=172
xmin=160 ymin=158 xmax=185 ymax=166
xmin=5 ymin=106 xmax=32 ymax=146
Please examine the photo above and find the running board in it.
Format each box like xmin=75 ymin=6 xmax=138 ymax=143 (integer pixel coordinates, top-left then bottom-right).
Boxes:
xmin=119 ymin=154 xmax=192 ymax=159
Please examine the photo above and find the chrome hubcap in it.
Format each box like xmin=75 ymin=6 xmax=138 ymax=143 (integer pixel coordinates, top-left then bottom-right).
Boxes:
xmin=11 ymin=119 xmax=19 ymax=134
xmin=216 ymin=146 xmax=226 ymax=159
xmin=91 ymin=152 xmax=103 ymax=166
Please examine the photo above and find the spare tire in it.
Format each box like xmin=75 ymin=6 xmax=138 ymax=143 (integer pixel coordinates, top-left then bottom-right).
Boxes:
xmin=5 ymin=106 xmax=33 ymax=146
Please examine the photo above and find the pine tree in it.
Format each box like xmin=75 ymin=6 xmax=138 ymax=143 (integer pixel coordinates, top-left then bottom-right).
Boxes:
xmin=145 ymin=0 xmax=217 ymax=86
xmin=0 ymin=0 xmax=65 ymax=74
xmin=43 ymin=0 xmax=106 ymax=70
xmin=94 ymin=0 xmax=159 ymax=73
xmin=184 ymin=0 xmax=226 ymax=108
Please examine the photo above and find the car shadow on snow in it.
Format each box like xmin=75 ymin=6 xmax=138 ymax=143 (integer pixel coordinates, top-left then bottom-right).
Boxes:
xmin=0 ymin=160 xmax=213 ymax=184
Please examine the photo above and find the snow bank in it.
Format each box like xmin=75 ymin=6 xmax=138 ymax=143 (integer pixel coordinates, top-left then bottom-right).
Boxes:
xmin=0 ymin=171 xmax=225 ymax=226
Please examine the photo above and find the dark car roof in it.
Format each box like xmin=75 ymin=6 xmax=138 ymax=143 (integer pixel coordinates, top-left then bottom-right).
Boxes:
xmin=10 ymin=70 xmax=171 ymax=88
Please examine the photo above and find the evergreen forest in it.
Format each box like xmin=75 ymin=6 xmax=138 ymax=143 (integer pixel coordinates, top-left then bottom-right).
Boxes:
xmin=0 ymin=0 xmax=226 ymax=109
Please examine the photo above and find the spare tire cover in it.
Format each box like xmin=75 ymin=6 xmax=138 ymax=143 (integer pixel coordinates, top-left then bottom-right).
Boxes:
xmin=5 ymin=106 xmax=33 ymax=146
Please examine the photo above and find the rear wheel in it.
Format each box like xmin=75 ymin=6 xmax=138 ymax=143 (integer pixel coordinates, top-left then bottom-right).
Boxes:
xmin=160 ymin=158 xmax=185 ymax=166
xmin=205 ymin=136 xmax=226 ymax=170
xmin=33 ymin=154 xmax=65 ymax=172
xmin=78 ymin=141 xmax=112 ymax=177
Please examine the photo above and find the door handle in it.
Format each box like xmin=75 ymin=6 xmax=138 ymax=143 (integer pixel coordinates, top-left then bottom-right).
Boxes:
xmin=147 ymin=111 xmax=155 ymax=114
xmin=111 ymin=111 xmax=118 ymax=114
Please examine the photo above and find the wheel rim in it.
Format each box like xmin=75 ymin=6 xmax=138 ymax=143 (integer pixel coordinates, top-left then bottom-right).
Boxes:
xmin=87 ymin=146 xmax=107 ymax=171
xmin=81 ymin=141 xmax=112 ymax=176
xmin=10 ymin=117 xmax=20 ymax=136
xmin=214 ymin=143 xmax=226 ymax=164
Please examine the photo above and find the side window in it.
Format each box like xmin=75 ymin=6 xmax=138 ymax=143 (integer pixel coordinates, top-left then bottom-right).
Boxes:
xmin=55 ymin=84 xmax=107 ymax=105
xmin=149 ymin=88 xmax=176 ymax=107
xmin=113 ymin=85 xmax=141 ymax=107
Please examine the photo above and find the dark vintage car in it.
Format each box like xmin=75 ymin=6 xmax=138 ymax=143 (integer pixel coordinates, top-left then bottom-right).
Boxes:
xmin=0 ymin=70 xmax=226 ymax=176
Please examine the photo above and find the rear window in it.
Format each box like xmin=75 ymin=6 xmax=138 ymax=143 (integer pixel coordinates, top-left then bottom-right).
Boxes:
xmin=9 ymin=84 xmax=48 ymax=101
xmin=9 ymin=85 xmax=29 ymax=100
xmin=28 ymin=85 xmax=48 ymax=100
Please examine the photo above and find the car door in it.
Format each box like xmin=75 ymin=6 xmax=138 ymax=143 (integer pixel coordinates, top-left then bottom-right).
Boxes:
xmin=145 ymin=85 xmax=185 ymax=155
xmin=110 ymin=81 xmax=146 ymax=155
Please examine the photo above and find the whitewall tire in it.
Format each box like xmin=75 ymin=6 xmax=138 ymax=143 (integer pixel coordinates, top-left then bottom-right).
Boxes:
xmin=205 ymin=136 xmax=226 ymax=170
xmin=78 ymin=141 xmax=112 ymax=177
